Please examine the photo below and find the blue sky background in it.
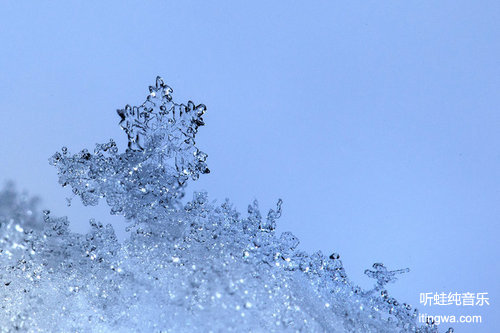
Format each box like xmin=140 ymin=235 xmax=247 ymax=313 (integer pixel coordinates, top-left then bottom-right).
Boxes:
xmin=0 ymin=2 xmax=498 ymax=331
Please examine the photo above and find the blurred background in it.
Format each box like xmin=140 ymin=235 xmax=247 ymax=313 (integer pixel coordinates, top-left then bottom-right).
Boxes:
xmin=0 ymin=2 xmax=498 ymax=331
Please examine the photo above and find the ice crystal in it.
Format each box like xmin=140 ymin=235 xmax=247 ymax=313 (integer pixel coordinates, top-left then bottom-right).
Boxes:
xmin=0 ymin=78 xmax=445 ymax=332
xmin=49 ymin=77 xmax=209 ymax=225
xmin=365 ymin=263 xmax=411 ymax=291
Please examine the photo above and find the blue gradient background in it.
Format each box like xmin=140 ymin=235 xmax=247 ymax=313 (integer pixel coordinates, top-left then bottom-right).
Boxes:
xmin=0 ymin=2 xmax=498 ymax=332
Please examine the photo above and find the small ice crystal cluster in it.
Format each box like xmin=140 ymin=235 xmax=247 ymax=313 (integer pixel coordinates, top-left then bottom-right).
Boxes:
xmin=0 ymin=78 xmax=446 ymax=332
xmin=49 ymin=77 xmax=209 ymax=226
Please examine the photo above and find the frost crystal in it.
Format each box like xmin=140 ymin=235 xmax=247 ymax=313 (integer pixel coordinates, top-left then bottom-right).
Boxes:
xmin=49 ymin=77 xmax=209 ymax=225
xmin=0 ymin=78 xmax=445 ymax=332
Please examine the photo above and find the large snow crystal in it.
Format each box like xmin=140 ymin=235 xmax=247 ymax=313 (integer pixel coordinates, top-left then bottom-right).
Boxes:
xmin=0 ymin=78 xmax=450 ymax=332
